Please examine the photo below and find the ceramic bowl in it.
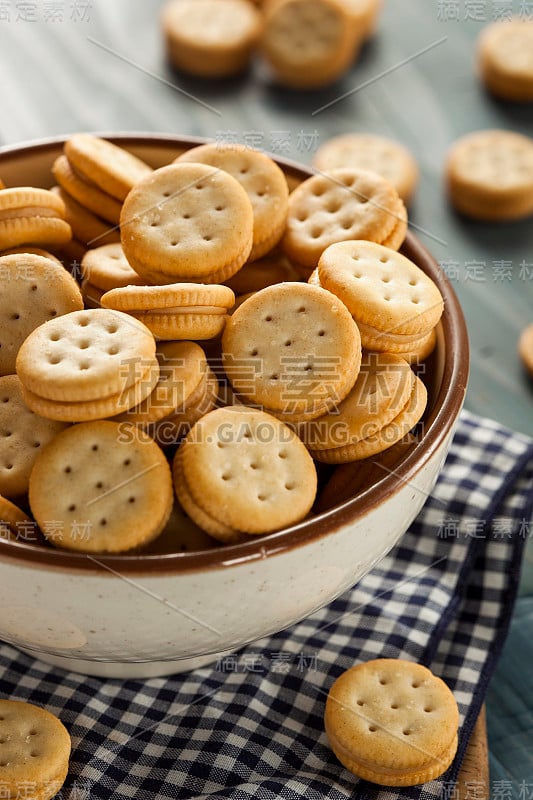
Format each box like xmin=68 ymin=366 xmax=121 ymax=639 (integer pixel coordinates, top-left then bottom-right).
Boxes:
xmin=0 ymin=135 xmax=469 ymax=678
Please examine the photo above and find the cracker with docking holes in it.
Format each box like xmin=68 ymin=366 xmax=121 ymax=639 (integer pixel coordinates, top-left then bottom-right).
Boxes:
xmin=29 ymin=420 xmax=174 ymax=553
xmin=120 ymin=163 xmax=254 ymax=284
xmin=477 ymin=18 xmax=533 ymax=102
xmin=299 ymin=353 xmax=415 ymax=450
xmin=446 ymin=130 xmax=533 ymax=221
xmin=16 ymin=309 xmax=159 ymax=422
xmin=0 ymin=699 xmax=71 ymax=800
xmin=0 ymin=375 xmax=69 ymax=498
xmin=260 ymin=0 xmax=358 ymax=89
xmin=0 ymin=253 xmax=83 ymax=377
xmin=324 ymin=658 xmax=459 ymax=786
xmin=51 ymin=185 xmax=120 ymax=249
xmin=318 ymin=240 xmax=444 ymax=338
xmin=313 ymin=134 xmax=419 ymax=204
xmin=16 ymin=309 xmax=157 ymax=402
xmin=519 ymin=322 xmax=533 ymax=378
xmin=310 ymin=374 xmax=427 ymax=463
xmin=310 ymin=266 xmax=438 ymax=363
xmin=0 ymin=186 xmax=72 ymax=251
xmin=52 ymin=154 xmax=123 ymax=226
xmin=222 ymin=282 xmax=362 ymax=421
xmin=176 ymin=143 xmax=289 ymax=261
xmin=64 ymin=133 xmax=153 ymax=201
xmin=101 ymin=282 xmax=235 ymax=340
xmin=174 ymin=406 xmax=317 ymax=539
xmin=162 ymin=0 xmax=262 ymax=78
xmin=282 ymin=168 xmax=405 ymax=269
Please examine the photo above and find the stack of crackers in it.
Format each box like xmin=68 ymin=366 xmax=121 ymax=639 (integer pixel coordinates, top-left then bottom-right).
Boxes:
xmin=0 ymin=134 xmax=445 ymax=555
xmin=161 ymin=0 xmax=383 ymax=88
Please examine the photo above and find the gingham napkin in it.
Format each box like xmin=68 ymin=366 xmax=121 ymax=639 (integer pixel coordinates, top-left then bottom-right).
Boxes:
xmin=1 ymin=409 xmax=532 ymax=800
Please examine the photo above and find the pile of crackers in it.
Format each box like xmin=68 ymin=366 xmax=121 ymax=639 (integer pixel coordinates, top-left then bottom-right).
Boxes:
xmin=1 ymin=133 xmax=445 ymax=554
xmin=161 ymin=0 xmax=383 ymax=88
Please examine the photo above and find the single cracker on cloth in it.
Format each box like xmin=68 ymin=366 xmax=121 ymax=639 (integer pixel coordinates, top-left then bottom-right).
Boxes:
xmin=64 ymin=133 xmax=153 ymax=201
xmin=446 ymin=129 xmax=533 ymax=221
xmin=312 ymin=134 xmax=419 ymax=204
xmin=29 ymin=421 xmax=174 ymax=553
xmin=282 ymin=168 xmax=405 ymax=269
xmin=120 ymin=163 xmax=254 ymax=284
xmin=0 ymin=186 xmax=72 ymax=251
xmin=222 ymin=282 xmax=362 ymax=421
xmin=162 ymin=0 xmax=262 ymax=78
xmin=0 ymin=253 xmax=84 ymax=377
xmin=477 ymin=18 xmax=533 ymax=102
xmin=324 ymin=659 xmax=459 ymax=786
xmin=0 ymin=699 xmax=71 ymax=800
xmin=260 ymin=0 xmax=358 ymax=88
xmin=176 ymin=143 xmax=289 ymax=261
xmin=101 ymin=283 xmax=235 ymax=341
xmin=174 ymin=406 xmax=317 ymax=539
xmin=0 ymin=375 xmax=69 ymax=498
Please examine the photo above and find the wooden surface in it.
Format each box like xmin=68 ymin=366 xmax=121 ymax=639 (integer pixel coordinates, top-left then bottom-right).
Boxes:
xmin=457 ymin=707 xmax=490 ymax=800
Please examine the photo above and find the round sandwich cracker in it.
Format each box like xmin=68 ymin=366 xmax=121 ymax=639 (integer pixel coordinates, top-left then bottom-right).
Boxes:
xmin=0 ymin=699 xmax=71 ymax=800
xmin=176 ymin=406 xmax=317 ymax=535
xmin=0 ymin=253 xmax=84 ymax=377
xmin=222 ymin=282 xmax=362 ymax=419
xmin=325 ymin=659 xmax=459 ymax=786
xmin=120 ymin=163 xmax=254 ymax=284
xmin=29 ymin=421 xmax=174 ymax=553
xmin=177 ymin=143 xmax=289 ymax=261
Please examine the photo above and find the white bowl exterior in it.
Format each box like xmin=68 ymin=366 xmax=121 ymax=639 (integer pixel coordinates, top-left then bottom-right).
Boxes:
xmin=0 ymin=424 xmax=455 ymax=677
xmin=0 ymin=136 xmax=467 ymax=678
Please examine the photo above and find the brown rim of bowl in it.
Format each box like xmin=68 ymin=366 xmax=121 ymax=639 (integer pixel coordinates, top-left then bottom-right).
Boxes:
xmin=0 ymin=133 xmax=470 ymax=574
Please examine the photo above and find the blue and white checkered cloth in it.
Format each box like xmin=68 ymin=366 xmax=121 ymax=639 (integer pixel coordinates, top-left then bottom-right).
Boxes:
xmin=1 ymin=409 xmax=532 ymax=800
